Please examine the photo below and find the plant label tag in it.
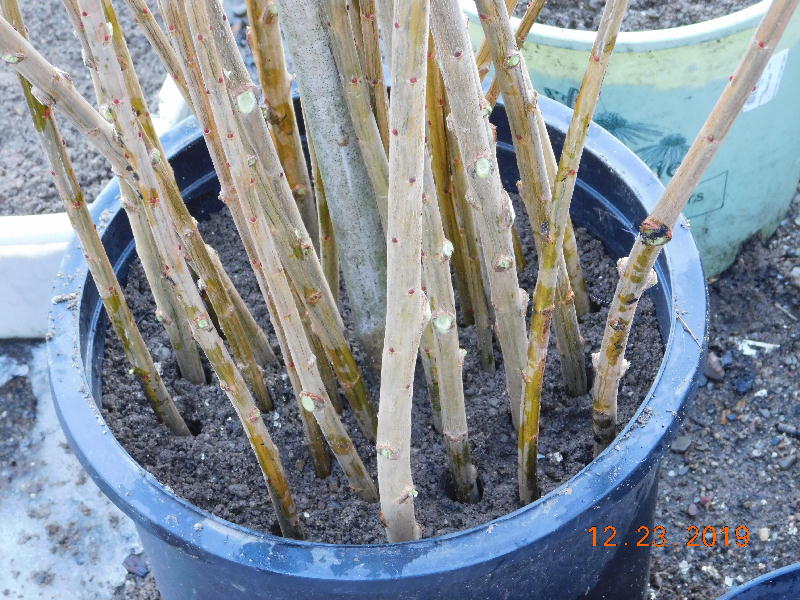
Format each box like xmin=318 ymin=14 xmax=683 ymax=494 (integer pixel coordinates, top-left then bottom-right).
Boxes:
xmin=743 ymin=48 xmax=788 ymax=113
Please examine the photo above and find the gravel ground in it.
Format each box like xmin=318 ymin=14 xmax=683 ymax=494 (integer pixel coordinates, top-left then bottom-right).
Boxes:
xmin=650 ymin=188 xmax=800 ymax=599
xmin=0 ymin=0 xmax=165 ymax=216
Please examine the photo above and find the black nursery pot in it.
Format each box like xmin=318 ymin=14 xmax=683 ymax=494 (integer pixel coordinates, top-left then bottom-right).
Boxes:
xmin=718 ymin=563 xmax=800 ymax=599
xmin=48 ymin=96 xmax=707 ymax=600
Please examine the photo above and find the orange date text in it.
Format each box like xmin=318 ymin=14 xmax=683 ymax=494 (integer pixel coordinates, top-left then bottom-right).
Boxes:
xmin=587 ymin=525 xmax=750 ymax=548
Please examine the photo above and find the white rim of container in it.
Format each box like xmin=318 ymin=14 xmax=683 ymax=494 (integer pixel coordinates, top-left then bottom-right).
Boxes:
xmin=459 ymin=0 xmax=767 ymax=51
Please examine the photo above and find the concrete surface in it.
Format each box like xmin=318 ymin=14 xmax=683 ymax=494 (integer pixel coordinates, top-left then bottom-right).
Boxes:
xmin=0 ymin=342 xmax=139 ymax=599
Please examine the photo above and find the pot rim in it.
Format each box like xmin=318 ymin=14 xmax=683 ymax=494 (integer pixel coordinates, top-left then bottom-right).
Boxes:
xmin=718 ymin=562 xmax=800 ymax=598
xmin=47 ymin=96 xmax=707 ymax=582
xmin=460 ymin=0 xmax=768 ymax=52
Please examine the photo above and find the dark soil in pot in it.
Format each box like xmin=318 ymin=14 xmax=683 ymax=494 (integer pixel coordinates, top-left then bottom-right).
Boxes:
xmin=99 ymin=195 xmax=663 ymax=545
xmin=0 ymin=0 xmax=164 ymax=216
xmin=518 ymin=0 xmax=759 ymax=32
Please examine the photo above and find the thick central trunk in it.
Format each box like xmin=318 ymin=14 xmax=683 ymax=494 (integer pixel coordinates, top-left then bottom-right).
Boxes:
xmin=277 ymin=0 xmax=387 ymax=365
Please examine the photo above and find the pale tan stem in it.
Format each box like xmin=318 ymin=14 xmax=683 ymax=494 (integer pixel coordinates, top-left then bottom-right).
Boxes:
xmin=476 ymin=0 xmax=587 ymax=399
xmin=519 ymin=0 xmax=629 ymax=504
xmin=374 ymin=0 xmax=392 ymax=58
xmin=206 ymin=244 xmax=277 ymax=368
xmin=184 ymin=3 xmax=377 ymax=486
xmin=535 ymin=94 xmax=592 ymax=319
xmin=474 ymin=0 xmax=516 ymax=79
xmin=193 ymin=0 xmax=372 ymax=494
xmin=562 ymin=218 xmax=591 ymax=316
xmin=592 ymin=0 xmax=799 ymax=455
xmin=481 ymin=0 xmax=592 ymax=319
xmin=358 ymin=0 xmax=390 ymax=151
xmin=377 ymin=0 xmax=429 ymax=543
xmin=426 ymin=41 xmax=472 ymax=326
xmin=270 ymin=292 xmax=332 ymax=478
xmin=324 ymin=0 xmax=390 ymax=228
xmin=150 ymin=0 xmax=279 ymax=375
xmin=119 ymin=0 xmax=191 ymax=105
xmin=422 ymin=151 xmax=479 ymax=504
xmin=483 ymin=0 xmax=546 ymax=106
xmin=431 ymin=1 xmax=529 ymax=428
xmin=306 ymin=125 xmax=340 ymax=305
xmin=1 ymin=0 xmax=189 ymax=435
xmin=245 ymin=0 xmax=319 ymax=248
xmin=445 ymin=124 xmax=495 ymax=372
xmin=172 ymin=0 xmax=377 ymax=440
xmin=419 ymin=326 xmax=443 ymax=433
xmin=102 ymin=0 xmax=273 ymax=410
xmin=59 ymin=0 xmax=208 ymax=385
xmin=70 ymin=0 xmax=302 ymax=536
xmin=156 ymin=2 xmax=329 ymax=470
xmin=60 ymin=0 xmax=105 ymax=100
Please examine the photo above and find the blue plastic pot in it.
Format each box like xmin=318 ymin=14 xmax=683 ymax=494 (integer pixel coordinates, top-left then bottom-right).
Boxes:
xmin=719 ymin=563 xmax=800 ymax=599
xmin=47 ymin=96 xmax=707 ymax=600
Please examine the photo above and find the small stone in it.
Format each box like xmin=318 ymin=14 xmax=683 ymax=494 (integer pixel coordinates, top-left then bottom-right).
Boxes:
xmin=758 ymin=527 xmax=770 ymax=542
xmin=677 ymin=465 xmax=689 ymax=476
xmin=670 ymin=435 xmax=692 ymax=453
xmin=790 ymin=266 xmax=800 ymax=288
xmin=678 ymin=560 xmax=690 ymax=576
xmin=751 ymin=448 xmax=763 ymax=458
xmin=701 ymin=565 xmax=721 ymax=582
xmin=777 ymin=423 xmax=799 ymax=438
xmin=123 ymin=553 xmax=149 ymax=577
xmin=778 ymin=455 xmax=797 ymax=470
xmin=686 ymin=503 xmax=699 ymax=516
xmin=704 ymin=352 xmax=725 ymax=381
xmin=721 ymin=350 xmax=734 ymax=367
xmin=734 ymin=371 xmax=755 ymax=394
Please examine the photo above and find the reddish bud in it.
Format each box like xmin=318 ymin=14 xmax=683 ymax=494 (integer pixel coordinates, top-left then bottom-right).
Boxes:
xmin=391 ymin=237 xmax=398 ymax=243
